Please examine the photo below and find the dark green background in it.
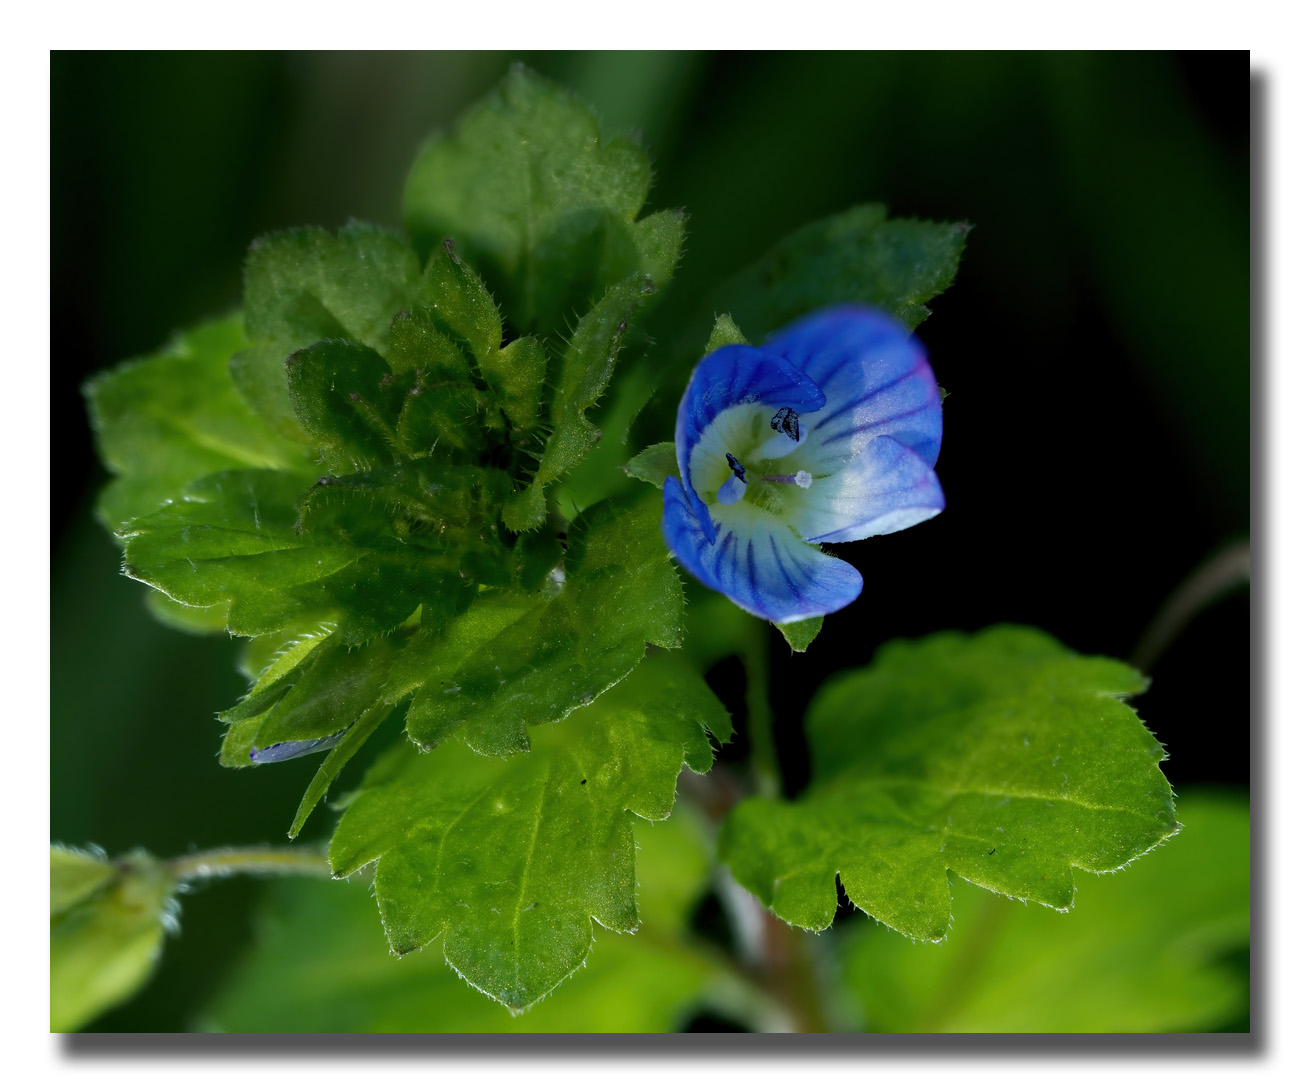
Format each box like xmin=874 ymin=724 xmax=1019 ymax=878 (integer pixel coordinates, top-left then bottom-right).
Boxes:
xmin=52 ymin=52 xmax=1248 ymax=1030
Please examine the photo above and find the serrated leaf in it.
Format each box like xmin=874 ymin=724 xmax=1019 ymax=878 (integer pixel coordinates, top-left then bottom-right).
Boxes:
xmin=501 ymin=479 xmax=546 ymax=533
xmin=482 ymin=335 xmax=548 ymax=433
xmin=51 ymin=849 xmax=175 ymax=1032
xmin=201 ymin=808 xmax=740 ymax=1033
xmin=715 ymin=204 xmax=970 ymax=339
xmin=286 ymin=339 xmax=399 ymax=472
xmin=719 ymin=626 xmax=1178 ymax=940
xmin=233 ymin=223 xmax=422 ymax=439
xmin=838 ymin=791 xmax=1248 ymax=1033
xmin=416 ymin=238 xmax=504 ymax=365
xmin=328 ymin=653 xmax=730 ymax=1013
xmin=404 ymin=65 xmax=682 ymax=339
xmin=386 ymin=488 xmax=688 ymax=757
xmin=123 ymin=468 xmax=492 ymax=644
xmin=777 ymin=616 xmax=822 ymax=653
xmin=221 ymin=633 xmax=398 ymax=765
xmin=624 ymin=442 xmax=678 ymax=489
xmin=221 ymin=624 xmax=337 ymax=729
xmin=537 ymin=274 xmax=654 ymax=487
xmin=84 ymin=314 xmax=312 ymax=531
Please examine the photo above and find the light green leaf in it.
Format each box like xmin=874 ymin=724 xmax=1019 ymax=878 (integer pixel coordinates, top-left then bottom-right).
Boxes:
xmin=84 ymin=314 xmax=312 ymax=532
xmin=234 ymin=223 xmax=422 ymax=440
xmin=776 ymin=616 xmax=822 ymax=653
xmin=704 ymin=312 xmax=750 ymax=352
xmin=50 ymin=846 xmax=116 ymax=916
xmin=387 ymin=488 xmax=687 ymax=757
xmin=715 ymin=204 xmax=970 ymax=339
xmin=144 ymin=593 xmax=232 ymax=636
xmin=624 ymin=442 xmax=678 ymax=489
xmin=719 ymin=626 xmax=1178 ymax=939
xmin=838 ymin=791 xmax=1248 ymax=1032
xmin=328 ymin=653 xmax=730 ymax=1013
xmin=403 ymin=64 xmax=682 ymax=339
xmin=51 ymin=848 xmax=175 ymax=1032
xmin=201 ymin=808 xmax=742 ymax=1033
xmin=220 ymin=633 xmax=398 ymax=765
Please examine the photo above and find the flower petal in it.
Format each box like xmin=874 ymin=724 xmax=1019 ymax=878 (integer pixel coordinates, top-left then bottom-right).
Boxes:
xmin=676 ymin=344 xmax=826 ymax=493
xmin=250 ymin=729 xmax=348 ymax=764
xmin=790 ymin=435 xmax=946 ymax=544
xmin=765 ymin=305 xmax=943 ymax=468
xmin=664 ymin=476 xmax=862 ymax=623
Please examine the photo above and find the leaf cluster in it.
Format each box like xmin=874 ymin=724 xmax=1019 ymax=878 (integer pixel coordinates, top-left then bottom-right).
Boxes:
xmin=77 ymin=65 xmax=1197 ymax=1027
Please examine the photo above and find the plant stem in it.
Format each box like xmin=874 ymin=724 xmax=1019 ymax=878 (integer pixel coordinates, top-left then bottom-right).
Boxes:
xmin=741 ymin=617 xmax=780 ymax=799
xmin=165 ymin=846 xmax=332 ymax=885
xmin=1131 ymin=540 xmax=1250 ymax=672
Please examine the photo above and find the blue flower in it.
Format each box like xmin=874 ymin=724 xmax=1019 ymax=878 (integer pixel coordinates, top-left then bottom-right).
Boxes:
xmin=663 ymin=305 xmax=945 ymax=624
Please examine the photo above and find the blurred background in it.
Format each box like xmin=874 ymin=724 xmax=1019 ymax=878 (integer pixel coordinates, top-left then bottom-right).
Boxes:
xmin=51 ymin=52 xmax=1248 ymax=1031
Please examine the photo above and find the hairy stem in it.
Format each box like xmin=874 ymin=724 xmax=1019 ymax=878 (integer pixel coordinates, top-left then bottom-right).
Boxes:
xmin=165 ymin=846 xmax=332 ymax=885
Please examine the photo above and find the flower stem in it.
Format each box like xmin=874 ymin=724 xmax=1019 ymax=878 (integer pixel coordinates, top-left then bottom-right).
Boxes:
xmin=741 ymin=617 xmax=780 ymax=799
xmin=165 ymin=846 xmax=332 ymax=885
xmin=1130 ymin=540 xmax=1250 ymax=672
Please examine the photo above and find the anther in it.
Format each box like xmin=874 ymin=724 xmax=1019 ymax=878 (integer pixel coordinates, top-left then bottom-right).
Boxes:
xmin=770 ymin=406 xmax=800 ymax=442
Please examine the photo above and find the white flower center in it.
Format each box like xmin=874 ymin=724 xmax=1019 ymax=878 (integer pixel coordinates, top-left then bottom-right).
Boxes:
xmin=689 ymin=403 xmax=823 ymax=519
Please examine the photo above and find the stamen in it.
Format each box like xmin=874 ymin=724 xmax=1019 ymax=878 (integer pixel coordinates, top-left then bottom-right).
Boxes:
xmin=761 ymin=470 xmax=813 ymax=489
xmin=770 ymin=406 xmax=800 ymax=442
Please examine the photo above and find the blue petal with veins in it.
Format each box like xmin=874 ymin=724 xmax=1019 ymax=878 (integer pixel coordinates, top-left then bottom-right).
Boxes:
xmin=662 ymin=305 xmax=944 ymax=624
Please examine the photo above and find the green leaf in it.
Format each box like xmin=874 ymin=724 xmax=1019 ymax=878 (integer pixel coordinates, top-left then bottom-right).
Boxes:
xmin=537 ymin=274 xmax=655 ymax=487
xmin=289 ymin=700 xmax=398 ymax=839
xmin=84 ymin=314 xmax=311 ymax=531
xmin=51 ymin=848 xmax=175 ymax=1032
xmin=328 ymin=653 xmax=730 ymax=1013
xmin=233 ymin=223 xmax=422 ymax=440
xmin=704 ymin=312 xmax=750 ymax=352
xmin=483 ymin=335 xmax=548 ymax=433
xmin=403 ymin=64 xmax=683 ymax=339
xmin=144 ymin=593 xmax=232 ymax=636
xmin=719 ymin=626 xmax=1178 ymax=939
xmin=837 ymin=791 xmax=1248 ymax=1032
xmin=123 ymin=467 xmax=491 ymax=644
xmin=625 ymin=442 xmax=678 ymax=489
xmin=220 ymin=633 xmax=398 ymax=764
xmin=386 ymin=488 xmax=687 ymax=757
xmin=50 ymin=846 xmax=116 ymax=916
xmin=776 ymin=616 xmax=822 ymax=653
xmin=416 ymin=238 xmax=504 ymax=366
xmin=201 ymin=807 xmax=742 ymax=1033
xmin=501 ymin=479 xmax=546 ymax=533
xmin=286 ymin=339 xmax=401 ymax=472
xmin=715 ymin=204 xmax=970 ymax=339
